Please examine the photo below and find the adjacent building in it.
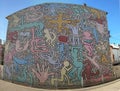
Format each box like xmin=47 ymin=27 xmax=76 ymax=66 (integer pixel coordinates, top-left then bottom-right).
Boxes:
xmin=110 ymin=44 xmax=120 ymax=64
xmin=110 ymin=44 xmax=120 ymax=78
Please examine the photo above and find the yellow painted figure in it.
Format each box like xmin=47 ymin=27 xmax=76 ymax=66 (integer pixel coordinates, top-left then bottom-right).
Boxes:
xmin=51 ymin=60 xmax=72 ymax=85
xmin=101 ymin=54 xmax=108 ymax=63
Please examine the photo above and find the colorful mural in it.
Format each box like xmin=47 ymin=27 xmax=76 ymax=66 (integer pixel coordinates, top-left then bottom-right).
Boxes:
xmin=3 ymin=3 xmax=113 ymax=88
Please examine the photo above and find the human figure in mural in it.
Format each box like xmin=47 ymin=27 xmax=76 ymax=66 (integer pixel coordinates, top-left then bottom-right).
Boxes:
xmin=57 ymin=43 xmax=65 ymax=62
xmin=68 ymin=46 xmax=83 ymax=86
xmin=57 ymin=35 xmax=69 ymax=62
xmin=30 ymin=28 xmax=48 ymax=53
xmin=51 ymin=60 xmax=72 ymax=85
xmin=85 ymin=55 xmax=100 ymax=70
xmin=67 ymin=24 xmax=80 ymax=45
xmin=82 ymin=31 xmax=94 ymax=57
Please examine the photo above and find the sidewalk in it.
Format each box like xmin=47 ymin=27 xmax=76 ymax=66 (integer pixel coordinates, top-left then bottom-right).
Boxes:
xmin=0 ymin=79 xmax=120 ymax=91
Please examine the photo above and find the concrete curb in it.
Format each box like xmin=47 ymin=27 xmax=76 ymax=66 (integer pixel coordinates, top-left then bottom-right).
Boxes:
xmin=0 ymin=79 xmax=120 ymax=91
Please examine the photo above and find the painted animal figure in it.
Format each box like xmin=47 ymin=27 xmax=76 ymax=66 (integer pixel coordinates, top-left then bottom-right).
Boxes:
xmin=15 ymin=40 xmax=29 ymax=52
xmin=13 ymin=54 xmax=33 ymax=71
xmin=14 ymin=57 xmax=28 ymax=65
xmin=44 ymin=28 xmax=56 ymax=46
xmin=69 ymin=47 xmax=83 ymax=86
xmin=41 ymin=53 xmax=61 ymax=68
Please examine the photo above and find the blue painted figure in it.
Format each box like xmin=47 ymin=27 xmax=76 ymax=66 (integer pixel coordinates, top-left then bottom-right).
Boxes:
xmin=69 ymin=46 xmax=83 ymax=86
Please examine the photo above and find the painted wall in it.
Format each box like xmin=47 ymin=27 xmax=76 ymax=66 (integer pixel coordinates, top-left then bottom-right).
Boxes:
xmin=3 ymin=3 xmax=113 ymax=89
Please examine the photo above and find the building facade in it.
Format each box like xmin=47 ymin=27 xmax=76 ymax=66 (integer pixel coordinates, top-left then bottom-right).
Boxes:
xmin=110 ymin=44 xmax=120 ymax=64
xmin=110 ymin=44 xmax=120 ymax=78
xmin=3 ymin=3 xmax=113 ymax=89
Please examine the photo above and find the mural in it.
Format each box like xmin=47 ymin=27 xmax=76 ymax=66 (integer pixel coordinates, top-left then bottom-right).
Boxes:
xmin=3 ymin=3 xmax=113 ymax=88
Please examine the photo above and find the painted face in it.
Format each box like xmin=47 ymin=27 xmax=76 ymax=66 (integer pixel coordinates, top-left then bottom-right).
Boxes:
xmin=64 ymin=61 xmax=70 ymax=67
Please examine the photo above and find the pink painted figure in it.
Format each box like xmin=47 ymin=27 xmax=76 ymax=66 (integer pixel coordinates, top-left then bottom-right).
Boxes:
xmin=32 ymin=62 xmax=54 ymax=83
xmin=82 ymin=31 xmax=94 ymax=57
xmin=30 ymin=28 xmax=48 ymax=53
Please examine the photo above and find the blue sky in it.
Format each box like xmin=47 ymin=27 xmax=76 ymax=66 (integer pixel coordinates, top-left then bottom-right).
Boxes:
xmin=0 ymin=0 xmax=120 ymax=44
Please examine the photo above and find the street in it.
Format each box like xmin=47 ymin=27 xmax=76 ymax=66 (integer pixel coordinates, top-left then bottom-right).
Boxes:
xmin=0 ymin=79 xmax=120 ymax=91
